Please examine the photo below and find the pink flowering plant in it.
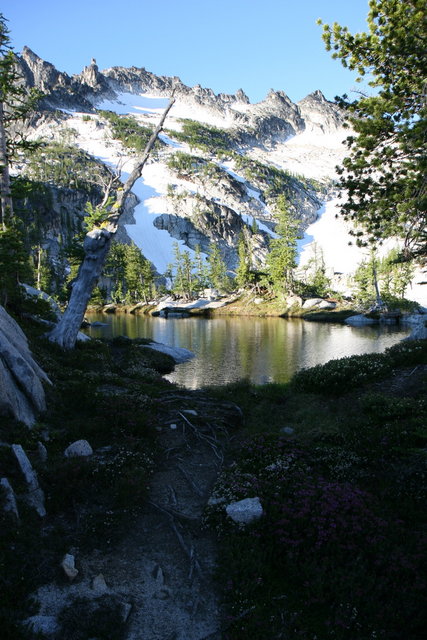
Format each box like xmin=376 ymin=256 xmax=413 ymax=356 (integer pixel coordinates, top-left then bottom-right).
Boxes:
xmin=211 ymin=427 xmax=426 ymax=639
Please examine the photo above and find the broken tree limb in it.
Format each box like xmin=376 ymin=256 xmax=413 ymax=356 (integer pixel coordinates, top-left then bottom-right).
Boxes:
xmin=46 ymin=97 xmax=175 ymax=349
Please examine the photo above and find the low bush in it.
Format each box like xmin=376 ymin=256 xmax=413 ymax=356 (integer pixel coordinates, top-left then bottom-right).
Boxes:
xmin=386 ymin=338 xmax=427 ymax=366
xmin=291 ymin=352 xmax=393 ymax=395
xmin=208 ymin=436 xmax=427 ymax=640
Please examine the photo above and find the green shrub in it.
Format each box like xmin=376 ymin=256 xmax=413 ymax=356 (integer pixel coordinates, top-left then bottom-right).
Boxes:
xmin=168 ymin=119 xmax=236 ymax=153
xmin=360 ymin=393 xmax=425 ymax=421
xmin=291 ymin=352 xmax=393 ymax=395
xmin=99 ymin=110 xmax=163 ymax=153
xmin=386 ymin=338 xmax=427 ymax=366
xmin=382 ymin=295 xmax=420 ymax=312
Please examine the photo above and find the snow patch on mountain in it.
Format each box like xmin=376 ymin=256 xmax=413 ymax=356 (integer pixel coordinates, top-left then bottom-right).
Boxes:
xmin=298 ymin=200 xmax=427 ymax=305
xmin=96 ymin=93 xmax=170 ymax=114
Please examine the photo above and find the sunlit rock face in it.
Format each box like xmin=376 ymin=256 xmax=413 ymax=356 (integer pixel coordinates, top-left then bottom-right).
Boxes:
xmin=0 ymin=306 xmax=51 ymax=427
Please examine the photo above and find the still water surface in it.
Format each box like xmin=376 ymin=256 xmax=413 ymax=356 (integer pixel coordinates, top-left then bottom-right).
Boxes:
xmin=84 ymin=314 xmax=410 ymax=389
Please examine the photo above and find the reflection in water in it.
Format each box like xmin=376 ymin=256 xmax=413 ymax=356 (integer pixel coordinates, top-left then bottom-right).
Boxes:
xmin=84 ymin=314 xmax=410 ymax=389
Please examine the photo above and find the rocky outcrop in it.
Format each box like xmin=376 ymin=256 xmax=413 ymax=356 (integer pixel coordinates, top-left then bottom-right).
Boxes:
xmin=64 ymin=440 xmax=94 ymax=458
xmin=0 ymin=306 xmax=51 ymax=427
xmin=17 ymin=47 xmax=95 ymax=111
xmin=11 ymin=444 xmax=46 ymax=516
xmin=154 ymin=194 xmax=270 ymax=270
xmin=141 ymin=342 xmax=194 ymax=364
xmin=239 ymin=89 xmax=305 ymax=143
xmin=298 ymin=90 xmax=346 ymax=134
xmin=401 ymin=313 xmax=427 ymax=340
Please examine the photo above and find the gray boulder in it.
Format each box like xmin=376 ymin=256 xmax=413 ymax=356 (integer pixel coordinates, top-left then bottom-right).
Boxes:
xmin=24 ymin=615 xmax=59 ymax=637
xmin=1 ymin=477 xmax=19 ymax=520
xmin=402 ymin=314 xmax=427 ymax=340
xmin=225 ymin=497 xmax=264 ymax=525
xmin=344 ymin=314 xmax=377 ymax=326
xmin=141 ymin=342 xmax=195 ymax=364
xmin=302 ymin=298 xmax=324 ymax=309
xmin=286 ymin=294 xmax=303 ymax=308
xmin=64 ymin=439 xmax=93 ymax=457
xmin=317 ymin=300 xmax=337 ymax=310
xmin=0 ymin=305 xmax=51 ymax=427
xmin=61 ymin=553 xmax=79 ymax=581
xmin=11 ymin=444 xmax=46 ymax=517
xmin=21 ymin=284 xmax=61 ymax=319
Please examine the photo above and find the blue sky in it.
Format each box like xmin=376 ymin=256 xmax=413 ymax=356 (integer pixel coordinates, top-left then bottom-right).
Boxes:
xmin=3 ymin=0 xmax=370 ymax=104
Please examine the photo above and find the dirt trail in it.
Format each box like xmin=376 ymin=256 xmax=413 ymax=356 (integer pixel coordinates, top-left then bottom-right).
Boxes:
xmin=78 ymin=393 xmax=238 ymax=640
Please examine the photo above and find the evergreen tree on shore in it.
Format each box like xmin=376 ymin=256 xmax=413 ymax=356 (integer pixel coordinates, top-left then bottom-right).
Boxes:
xmin=319 ymin=0 xmax=427 ymax=264
xmin=266 ymin=195 xmax=300 ymax=293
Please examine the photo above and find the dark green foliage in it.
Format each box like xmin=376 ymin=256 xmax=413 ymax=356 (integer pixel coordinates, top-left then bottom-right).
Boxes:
xmin=166 ymin=150 xmax=224 ymax=182
xmin=170 ymin=241 xmax=197 ymax=298
xmin=23 ymin=142 xmax=110 ymax=195
xmin=234 ymin=154 xmax=322 ymax=201
xmin=298 ymin=243 xmax=332 ymax=298
xmin=213 ymin=441 xmax=426 ymax=639
xmin=361 ymin=392 xmax=424 ymax=421
xmin=207 ymin=243 xmax=232 ymax=293
xmin=319 ymin=0 xmax=427 ymax=263
xmin=167 ymin=150 xmax=205 ymax=175
xmin=104 ymin=242 xmax=156 ymax=303
xmin=99 ymin=110 xmax=163 ymax=153
xmin=236 ymin=232 xmax=254 ymax=288
xmin=266 ymin=195 xmax=300 ymax=292
xmin=167 ymin=118 xmax=236 ymax=153
xmin=0 ymin=14 xmax=42 ymax=156
xmin=352 ymin=248 xmax=416 ymax=305
xmin=0 ymin=223 xmax=33 ymax=307
xmin=386 ymin=337 xmax=427 ymax=366
xmin=0 ymin=508 xmax=56 ymax=639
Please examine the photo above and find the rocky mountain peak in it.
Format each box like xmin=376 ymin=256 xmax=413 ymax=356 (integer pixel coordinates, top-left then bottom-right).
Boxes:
xmin=234 ymin=89 xmax=250 ymax=104
xmin=76 ymin=58 xmax=110 ymax=94
xmin=264 ymin=89 xmax=293 ymax=105
xmin=298 ymin=90 xmax=346 ymax=133
xmin=16 ymin=48 xmax=347 ymax=142
xmin=20 ymin=46 xmax=71 ymax=92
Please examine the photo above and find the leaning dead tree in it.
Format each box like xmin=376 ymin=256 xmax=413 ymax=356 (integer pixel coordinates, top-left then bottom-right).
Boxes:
xmin=47 ymin=97 xmax=175 ymax=349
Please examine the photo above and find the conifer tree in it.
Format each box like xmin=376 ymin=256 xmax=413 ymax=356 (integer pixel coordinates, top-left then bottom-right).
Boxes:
xmin=193 ymin=244 xmax=209 ymax=291
xmin=171 ymin=242 xmax=195 ymax=299
xmin=319 ymin=0 xmax=427 ymax=263
xmin=0 ymin=223 xmax=32 ymax=306
xmin=236 ymin=232 xmax=253 ymax=289
xmin=0 ymin=14 xmax=41 ymax=229
xmin=266 ymin=195 xmax=300 ymax=293
xmin=207 ymin=243 xmax=231 ymax=292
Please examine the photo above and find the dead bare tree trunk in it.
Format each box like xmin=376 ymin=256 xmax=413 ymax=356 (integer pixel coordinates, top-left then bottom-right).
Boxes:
xmin=47 ymin=98 xmax=175 ymax=349
xmin=0 ymin=99 xmax=13 ymax=229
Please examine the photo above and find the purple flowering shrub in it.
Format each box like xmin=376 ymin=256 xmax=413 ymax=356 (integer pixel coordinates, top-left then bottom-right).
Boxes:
xmin=214 ymin=437 xmax=426 ymax=639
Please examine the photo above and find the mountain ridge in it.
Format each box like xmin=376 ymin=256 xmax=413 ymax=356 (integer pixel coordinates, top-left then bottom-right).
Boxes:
xmin=14 ymin=47 xmax=425 ymax=305
xmin=18 ymin=47 xmax=345 ymax=138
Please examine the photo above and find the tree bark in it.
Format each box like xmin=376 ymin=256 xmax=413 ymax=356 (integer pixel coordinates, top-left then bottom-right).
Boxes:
xmin=0 ymin=100 xmax=13 ymax=229
xmin=47 ymin=97 xmax=175 ymax=349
